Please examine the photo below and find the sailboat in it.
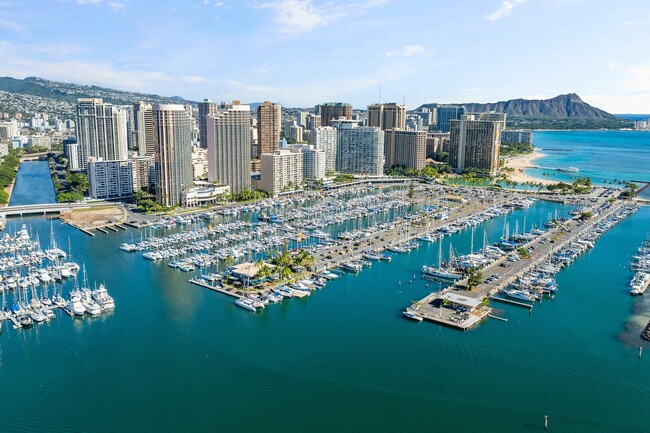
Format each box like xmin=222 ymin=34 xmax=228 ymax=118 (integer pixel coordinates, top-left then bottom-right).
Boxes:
xmin=421 ymin=241 xmax=461 ymax=281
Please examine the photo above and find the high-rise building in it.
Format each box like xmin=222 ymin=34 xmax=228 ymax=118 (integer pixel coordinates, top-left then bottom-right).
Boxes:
xmin=257 ymin=101 xmax=281 ymax=157
xmin=305 ymin=113 xmax=321 ymax=130
xmin=288 ymin=125 xmax=303 ymax=143
xmin=75 ymin=98 xmax=129 ymax=169
xmin=449 ymin=114 xmax=503 ymax=175
xmin=426 ymin=132 xmax=450 ymax=158
xmin=367 ymin=103 xmax=406 ymax=130
xmin=301 ymin=146 xmax=327 ymax=180
xmin=334 ymin=121 xmax=384 ymax=176
xmin=501 ymin=129 xmax=533 ymax=145
xmin=153 ymin=104 xmax=194 ymax=207
xmin=318 ymin=102 xmax=353 ymax=127
xmin=198 ymin=99 xmax=217 ymax=149
xmin=310 ymin=126 xmax=338 ymax=173
xmin=436 ymin=105 xmax=467 ymax=133
xmin=206 ymin=102 xmax=251 ymax=194
xmin=259 ymin=149 xmax=303 ymax=194
xmin=65 ymin=141 xmax=82 ymax=171
xmin=88 ymin=158 xmax=134 ymax=199
xmin=384 ymin=129 xmax=427 ymax=170
xmin=131 ymin=155 xmax=154 ymax=192
xmin=297 ymin=112 xmax=308 ymax=128
xmin=133 ymin=101 xmax=155 ymax=156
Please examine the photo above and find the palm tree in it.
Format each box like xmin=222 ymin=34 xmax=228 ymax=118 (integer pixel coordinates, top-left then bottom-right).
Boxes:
xmin=466 ymin=267 xmax=482 ymax=291
xmin=224 ymin=255 xmax=235 ymax=269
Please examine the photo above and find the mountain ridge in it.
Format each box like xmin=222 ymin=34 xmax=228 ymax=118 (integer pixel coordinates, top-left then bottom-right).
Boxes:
xmin=0 ymin=76 xmax=195 ymax=108
xmin=416 ymin=93 xmax=620 ymax=120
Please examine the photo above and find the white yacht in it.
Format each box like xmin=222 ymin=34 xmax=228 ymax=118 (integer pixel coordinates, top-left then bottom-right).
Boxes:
xmin=92 ymin=284 xmax=115 ymax=310
xmin=235 ymin=298 xmax=257 ymax=312
xmin=65 ymin=293 xmax=86 ymax=316
xmin=81 ymin=295 xmax=102 ymax=316
xmin=403 ymin=309 xmax=423 ymax=322
xmin=504 ymin=289 xmax=536 ymax=302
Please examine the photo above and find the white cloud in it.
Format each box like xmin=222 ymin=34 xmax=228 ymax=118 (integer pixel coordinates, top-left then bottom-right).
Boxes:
xmin=257 ymin=0 xmax=330 ymax=34
xmin=485 ymin=0 xmax=526 ymax=21
xmin=385 ymin=45 xmax=431 ymax=58
xmin=257 ymin=0 xmax=389 ymax=35
xmin=108 ymin=2 xmax=124 ymax=11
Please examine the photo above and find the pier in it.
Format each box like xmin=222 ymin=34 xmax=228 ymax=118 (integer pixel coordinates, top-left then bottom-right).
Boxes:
xmin=409 ymin=197 xmax=633 ymax=330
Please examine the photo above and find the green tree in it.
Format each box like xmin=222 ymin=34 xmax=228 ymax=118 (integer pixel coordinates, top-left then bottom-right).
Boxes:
xmin=466 ymin=267 xmax=483 ymax=291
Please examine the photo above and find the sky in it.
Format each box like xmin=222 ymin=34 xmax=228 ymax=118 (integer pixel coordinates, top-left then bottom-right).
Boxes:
xmin=0 ymin=0 xmax=649 ymax=112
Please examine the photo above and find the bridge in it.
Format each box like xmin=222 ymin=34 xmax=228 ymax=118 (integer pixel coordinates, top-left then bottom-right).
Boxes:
xmin=0 ymin=200 xmax=116 ymax=217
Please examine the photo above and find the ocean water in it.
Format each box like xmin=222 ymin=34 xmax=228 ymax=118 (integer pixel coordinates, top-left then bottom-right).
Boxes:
xmin=1 ymin=151 xmax=649 ymax=432
xmin=526 ymin=130 xmax=650 ymax=190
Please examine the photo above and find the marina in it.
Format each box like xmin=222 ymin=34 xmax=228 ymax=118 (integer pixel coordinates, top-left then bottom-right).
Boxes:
xmin=2 ymin=148 xmax=650 ymax=432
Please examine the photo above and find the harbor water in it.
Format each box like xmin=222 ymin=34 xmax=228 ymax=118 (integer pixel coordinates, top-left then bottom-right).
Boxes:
xmin=1 ymin=139 xmax=649 ymax=432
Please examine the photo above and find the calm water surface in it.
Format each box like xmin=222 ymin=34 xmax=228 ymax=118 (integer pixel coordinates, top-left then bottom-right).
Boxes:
xmin=1 ymin=151 xmax=649 ymax=432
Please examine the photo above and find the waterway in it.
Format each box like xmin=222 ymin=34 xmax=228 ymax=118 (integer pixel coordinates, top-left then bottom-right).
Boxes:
xmin=8 ymin=160 xmax=56 ymax=206
xmin=1 ymin=154 xmax=649 ymax=432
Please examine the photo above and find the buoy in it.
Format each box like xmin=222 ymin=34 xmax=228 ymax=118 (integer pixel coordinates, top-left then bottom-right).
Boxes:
xmin=426 ymin=284 xmax=429 ymax=288
xmin=544 ymin=415 xmax=548 ymax=430
xmin=409 ymin=280 xmax=412 ymax=284
xmin=398 ymin=281 xmax=401 ymax=286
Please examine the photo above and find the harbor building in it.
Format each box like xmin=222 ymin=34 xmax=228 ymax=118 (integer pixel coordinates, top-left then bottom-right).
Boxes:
xmin=257 ymin=101 xmax=282 ymax=157
xmin=311 ymin=126 xmax=338 ymax=173
xmin=197 ymin=99 xmax=217 ymax=149
xmin=436 ymin=105 xmax=467 ymax=133
xmin=449 ymin=114 xmax=503 ymax=175
xmin=367 ymin=103 xmax=406 ymax=130
xmin=206 ymin=102 xmax=251 ymax=194
xmin=153 ymin=104 xmax=194 ymax=207
xmin=87 ymin=158 xmax=134 ymax=200
xmin=133 ymin=101 xmax=156 ymax=156
xmin=75 ymin=98 xmax=129 ymax=169
xmin=333 ymin=121 xmax=384 ymax=176
xmin=384 ymin=129 xmax=427 ymax=170
xmin=182 ymin=182 xmax=230 ymax=207
xmin=258 ymin=149 xmax=304 ymax=194
xmin=318 ymin=102 xmax=353 ymax=127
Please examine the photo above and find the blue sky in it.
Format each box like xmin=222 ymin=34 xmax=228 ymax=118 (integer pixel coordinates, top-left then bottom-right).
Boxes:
xmin=0 ymin=0 xmax=649 ymax=112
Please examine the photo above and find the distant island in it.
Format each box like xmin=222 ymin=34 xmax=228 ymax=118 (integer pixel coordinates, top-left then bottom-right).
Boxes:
xmin=416 ymin=93 xmax=632 ymax=130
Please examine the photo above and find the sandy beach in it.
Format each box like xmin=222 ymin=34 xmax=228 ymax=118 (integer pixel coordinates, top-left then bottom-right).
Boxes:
xmin=502 ymin=151 xmax=554 ymax=185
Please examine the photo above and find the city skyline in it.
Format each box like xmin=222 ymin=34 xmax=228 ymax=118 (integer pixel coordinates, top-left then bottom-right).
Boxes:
xmin=0 ymin=1 xmax=649 ymax=113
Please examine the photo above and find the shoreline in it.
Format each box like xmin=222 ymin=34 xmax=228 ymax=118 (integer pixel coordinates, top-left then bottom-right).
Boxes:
xmin=502 ymin=151 xmax=554 ymax=185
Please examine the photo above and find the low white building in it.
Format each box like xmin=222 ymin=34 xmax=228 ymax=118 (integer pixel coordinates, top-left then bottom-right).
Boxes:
xmin=182 ymin=182 xmax=230 ymax=207
xmin=88 ymin=158 xmax=133 ymax=200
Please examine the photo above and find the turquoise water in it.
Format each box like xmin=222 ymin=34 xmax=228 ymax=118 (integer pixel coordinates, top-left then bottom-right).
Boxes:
xmin=526 ymin=130 xmax=650 ymax=189
xmin=9 ymin=160 xmax=56 ymax=206
xmin=1 ymin=153 xmax=650 ymax=432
